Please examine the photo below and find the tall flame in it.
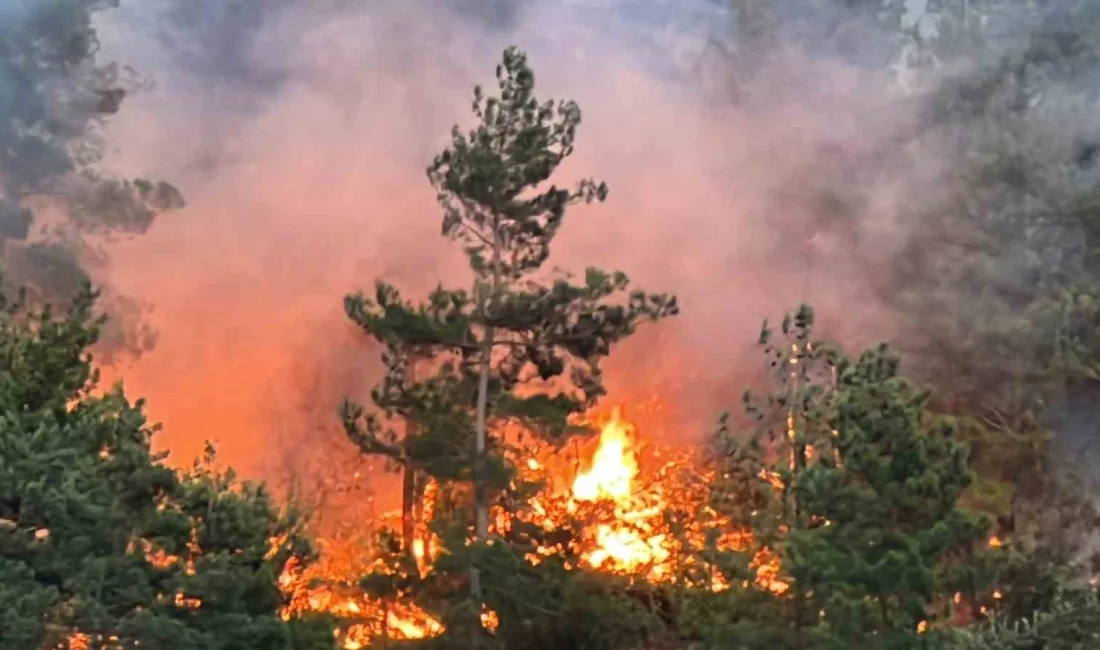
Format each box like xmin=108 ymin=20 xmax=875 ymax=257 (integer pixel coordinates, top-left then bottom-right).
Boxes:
xmin=573 ymin=406 xmax=637 ymax=504
xmin=569 ymin=407 xmax=671 ymax=575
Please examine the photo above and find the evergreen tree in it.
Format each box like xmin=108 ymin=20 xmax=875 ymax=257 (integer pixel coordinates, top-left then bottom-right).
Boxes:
xmin=0 ymin=280 xmax=325 ymax=649
xmin=708 ymin=306 xmax=991 ymax=649
xmin=340 ymin=46 xmax=677 ymax=640
xmin=713 ymin=0 xmax=1100 ymax=630
xmin=951 ymin=587 xmax=1100 ymax=649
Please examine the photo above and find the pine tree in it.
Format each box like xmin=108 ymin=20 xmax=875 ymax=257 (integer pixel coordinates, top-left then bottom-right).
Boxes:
xmin=709 ymin=305 xmax=991 ymax=649
xmin=340 ymin=45 xmax=678 ymax=639
xmin=0 ymin=280 xmax=325 ymax=649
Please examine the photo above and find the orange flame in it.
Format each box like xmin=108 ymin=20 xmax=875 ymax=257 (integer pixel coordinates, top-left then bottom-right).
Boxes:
xmin=62 ymin=403 xmax=790 ymax=648
xmin=569 ymin=407 xmax=673 ymax=575
xmin=273 ymin=402 xmax=787 ymax=646
xmin=564 ymin=406 xmax=784 ymax=592
xmin=573 ymin=406 xmax=638 ymax=503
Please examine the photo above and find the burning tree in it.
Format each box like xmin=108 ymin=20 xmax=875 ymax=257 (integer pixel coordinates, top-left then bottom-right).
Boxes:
xmin=338 ymin=46 xmax=677 ymax=642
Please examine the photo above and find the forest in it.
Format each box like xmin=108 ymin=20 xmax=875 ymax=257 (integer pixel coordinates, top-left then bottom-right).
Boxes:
xmin=3 ymin=0 xmax=1100 ymax=648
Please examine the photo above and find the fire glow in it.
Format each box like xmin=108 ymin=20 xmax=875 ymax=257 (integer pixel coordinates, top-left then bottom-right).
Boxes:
xmin=569 ymin=407 xmax=672 ymax=575
xmin=278 ymin=405 xmax=784 ymax=646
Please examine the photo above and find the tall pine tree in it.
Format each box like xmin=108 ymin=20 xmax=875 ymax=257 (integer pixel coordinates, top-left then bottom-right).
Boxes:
xmin=340 ymin=46 xmax=677 ymax=639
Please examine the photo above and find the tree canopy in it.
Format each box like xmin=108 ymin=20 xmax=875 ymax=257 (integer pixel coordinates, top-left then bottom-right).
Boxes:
xmin=0 ymin=280 xmax=322 ymax=649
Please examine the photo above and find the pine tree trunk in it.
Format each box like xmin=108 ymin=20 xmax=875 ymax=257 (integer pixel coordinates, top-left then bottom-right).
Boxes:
xmin=788 ymin=346 xmax=807 ymax=648
xmin=402 ymin=355 xmax=418 ymax=555
xmin=471 ymin=223 xmax=502 ymax=602
xmin=474 ymin=339 xmax=492 ymax=543
xmin=415 ymin=474 xmax=430 ymax=560
xmin=470 ymin=333 xmax=492 ymax=603
xmin=401 ymin=465 xmax=416 ymax=554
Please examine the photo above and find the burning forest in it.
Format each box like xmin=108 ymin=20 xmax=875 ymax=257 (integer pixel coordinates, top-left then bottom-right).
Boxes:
xmin=5 ymin=1 xmax=1100 ymax=649
xmin=277 ymin=406 xmax=783 ymax=648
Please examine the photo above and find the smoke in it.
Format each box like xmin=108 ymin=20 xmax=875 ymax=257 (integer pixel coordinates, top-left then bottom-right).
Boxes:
xmin=90 ymin=0 xmax=910 ymax=477
xmin=79 ymin=0 xmax=1097 ymax=513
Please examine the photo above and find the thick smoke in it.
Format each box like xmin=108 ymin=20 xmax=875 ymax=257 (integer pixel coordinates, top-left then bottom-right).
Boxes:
xmin=83 ymin=0 xmax=1098 ymax=512
xmin=89 ymin=0 xmax=917 ymax=484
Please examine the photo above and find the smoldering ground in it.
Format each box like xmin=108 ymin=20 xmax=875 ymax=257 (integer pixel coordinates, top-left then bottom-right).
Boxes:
xmin=79 ymin=0 xmax=1100 ymax=515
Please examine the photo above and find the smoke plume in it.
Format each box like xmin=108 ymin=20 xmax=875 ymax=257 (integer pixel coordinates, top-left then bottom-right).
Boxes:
xmin=80 ymin=0 xmax=1098 ymax=512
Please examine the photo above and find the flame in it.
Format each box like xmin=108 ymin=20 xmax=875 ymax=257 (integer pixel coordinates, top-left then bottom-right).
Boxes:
xmin=573 ymin=407 xmax=637 ymax=503
xmin=63 ymin=398 xmax=1015 ymax=647
xmin=271 ymin=403 xmax=786 ymax=646
xmin=481 ymin=605 xmax=500 ymax=633
xmin=59 ymin=403 xmax=793 ymax=648
xmin=568 ymin=407 xmax=673 ymax=574
xmin=277 ymin=508 xmax=445 ymax=649
xmin=387 ymin=609 xmax=443 ymax=639
xmin=60 ymin=403 xmax=793 ymax=649
xmin=281 ymin=569 xmax=444 ymax=648
xmin=556 ymin=406 xmax=780 ymax=592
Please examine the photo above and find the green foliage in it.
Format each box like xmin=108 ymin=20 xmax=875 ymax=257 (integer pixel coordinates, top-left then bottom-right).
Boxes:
xmin=718 ymin=3 xmax=1100 ymax=644
xmin=708 ymin=306 xmax=992 ymax=649
xmin=951 ymin=588 xmax=1100 ymax=649
xmin=425 ymin=45 xmax=608 ymax=277
xmin=492 ymin=575 xmax=664 ymax=650
xmin=286 ymin=612 xmax=341 ymax=650
xmin=677 ymin=580 xmax=812 ymax=649
xmin=419 ymin=515 xmax=666 ymax=650
xmin=0 ymin=279 xmax=320 ymax=648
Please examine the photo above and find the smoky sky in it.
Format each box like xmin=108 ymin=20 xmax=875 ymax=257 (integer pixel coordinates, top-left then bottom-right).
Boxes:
xmin=77 ymin=0 xmax=1100 ymax=510
xmin=86 ymin=0 xmax=921 ymax=478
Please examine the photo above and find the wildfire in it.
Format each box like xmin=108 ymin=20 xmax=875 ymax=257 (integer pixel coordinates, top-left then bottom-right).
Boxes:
xmin=278 ymin=533 xmax=445 ymax=648
xmin=497 ymin=405 xmax=780 ymax=596
xmin=55 ymin=405 xmax=787 ymax=648
xmin=569 ymin=407 xmax=672 ymax=574
xmin=277 ymin=404 xmax=785 ymax=646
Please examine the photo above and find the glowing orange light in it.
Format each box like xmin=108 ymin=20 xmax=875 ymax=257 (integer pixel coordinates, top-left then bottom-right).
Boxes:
xmin=481 ymin=605 xmax=500 ymax=633
xmin=276 ymin=402 xmax=789 ymax=644
xmin=573 ymin=407 xmax=637 ymax=504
